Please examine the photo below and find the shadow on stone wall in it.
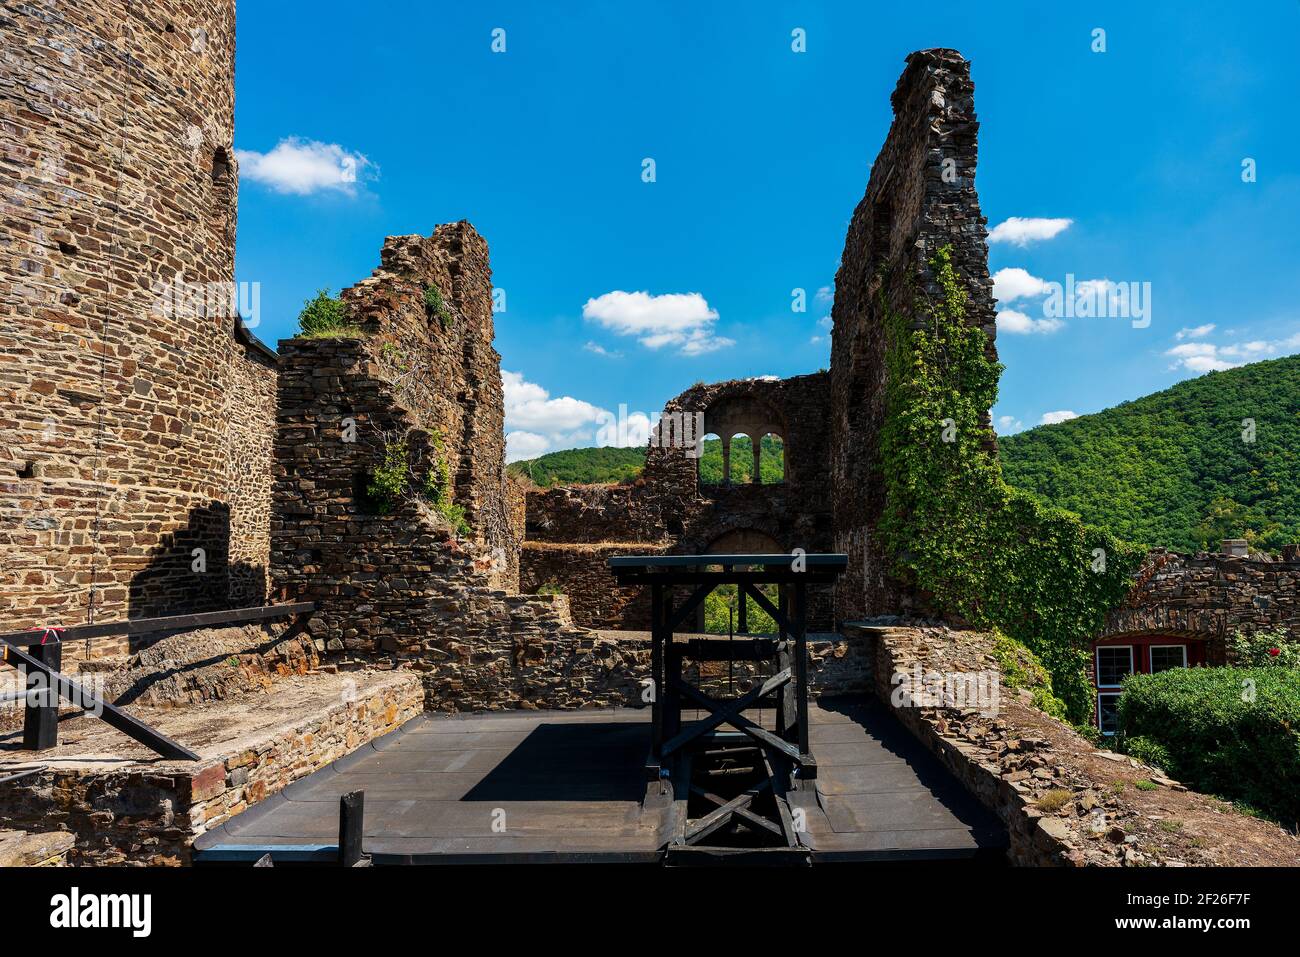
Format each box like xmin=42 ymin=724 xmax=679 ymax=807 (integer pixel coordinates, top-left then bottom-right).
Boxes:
xmin=128 ymin=501 xmax=265 ymax=622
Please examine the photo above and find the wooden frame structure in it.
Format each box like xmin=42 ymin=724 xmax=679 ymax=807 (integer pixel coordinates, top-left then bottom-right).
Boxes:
xmin=0 ymin=603 xmax=314 ymax=761
xmin=609 ymin=553 xmax=846 ymax=860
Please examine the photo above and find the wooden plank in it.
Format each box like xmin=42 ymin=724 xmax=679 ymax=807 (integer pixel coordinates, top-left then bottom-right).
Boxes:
xmin=689 ymin=782 xmax=782 ymax=839
xmin=0 ymin=602 xmax=315 ymax=649
xmin=685 ymin=778 xmax=772 ymax=845
xmin=649 ymin=583 xmax=664 ymax=761
xmin=338 ymin=790 xmax=365 ymax=866
xmin=1 ymin=643 xmax=199 ymax=761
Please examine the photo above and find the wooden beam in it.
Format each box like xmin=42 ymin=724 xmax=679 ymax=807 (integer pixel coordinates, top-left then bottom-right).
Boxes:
xmin=668 ymin=583 xmax=716 ymax=632
xmin=672 ymin=677 xmax=803 ymax=763
xmin=0 ymin=603 xmax=315 ymax=649
xmin=660 ymin=669 xmax=791 ymax=757
xmin=21 ymin=640 xmax=60 ymax=750
xmin=1 ymin=643 xmax=199 ymax=761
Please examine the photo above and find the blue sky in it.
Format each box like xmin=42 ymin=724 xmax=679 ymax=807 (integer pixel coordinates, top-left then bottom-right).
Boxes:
xmin=232 ymin=1 xmax=1300 ymax=460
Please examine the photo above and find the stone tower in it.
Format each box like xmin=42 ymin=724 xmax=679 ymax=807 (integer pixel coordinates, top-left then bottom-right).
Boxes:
xmin=0 ymin=0 xmax=276 ymax=629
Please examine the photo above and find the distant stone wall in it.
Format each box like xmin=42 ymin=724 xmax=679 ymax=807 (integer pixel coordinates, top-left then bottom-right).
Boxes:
xmin=520 ymin=541 xmax=668 ymax=630
xmin=1100 ymin=547 xmax=1300 ymax=646
xmin=520 ymin=373 xmax=836 ymax=630
xmin=828 ymin=49 xmax=997 ymax=622
xmin=0 ymin=0 xmax=276 ymax=629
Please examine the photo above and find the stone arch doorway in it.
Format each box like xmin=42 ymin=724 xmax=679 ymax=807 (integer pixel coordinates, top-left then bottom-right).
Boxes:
xmin=696 ymin=528 xmax=783 ymax=633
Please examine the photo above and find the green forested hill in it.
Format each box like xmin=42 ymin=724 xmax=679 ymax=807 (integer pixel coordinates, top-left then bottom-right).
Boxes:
xmin=509 ymin=435 xmax=784 ymax=487
xmin=998 ymin=355 xmax=1300 ymax=553
xmin=510 ymin=357 xmax=1300 ymax=553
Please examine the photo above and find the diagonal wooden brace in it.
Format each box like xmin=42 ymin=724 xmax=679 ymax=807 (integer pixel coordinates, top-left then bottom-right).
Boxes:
xmin=2 ymin=643 xmax=199 ymax=761
xmin=660 ymin=668 xmax=790 ymax=757
xmin=671 ymin=673 xmax=803 ymax=764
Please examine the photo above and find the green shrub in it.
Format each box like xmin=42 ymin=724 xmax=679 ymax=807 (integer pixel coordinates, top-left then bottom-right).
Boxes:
xmin=365 ymin=439 xmax=410 ymax=514
xmin=1119 ymin=666 xmax=1300 ymax=823
xmin=703 ymin=584 xmax=778 ymax=635
xmin=991 ymin=630 xmax=1069 ymax=720
xmin=419 ymin=432 xmax=470 ymax=536
xmin=297 ymin=288 xmax=358 ymax=338
xmin=424 ymin=284 xmax=451 ymax=329
xmin=1227 ymin=627 xmax=1300 ymax=668
xmin=536 ymin=581 xmax=564 ymax=596
xmin=1121 ymin=735 xmax=1173 ymax=772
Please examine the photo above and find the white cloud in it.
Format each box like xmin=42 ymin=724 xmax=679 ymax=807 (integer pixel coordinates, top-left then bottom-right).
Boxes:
xmin=583 ymin=341 xmax=623 ymax=359
xmin=506 ymin=431 xmax=550 ymax=462
xmin=583 ymin=290 xmax=733 ymax=355
xmin=996 ymin=414 xmax=1024 ymax=434
xmin=1040 ymin=410 xmax=1078 ymax=425
xmin=997 ymin=309 xmax=1064 ymax=335
xmin=988 ymin=217 xmax=1073 ymax=246
xmin=814 ymin=286 xmax=834 ymax=307
xmin=992 ymin=267 xmax=1052 ymax=304
xmin=503 ymin=370 xmax=605 ymax=433
xmin=1175 ymin=323 xmax=1216 ymax=340
xmin=1165 ymin=327 xmax=1300 ymax=376
xmin=502 ymin=370 xmax=651 ymax=461
xmin=235 ymin=138 xmax=374 ymax=196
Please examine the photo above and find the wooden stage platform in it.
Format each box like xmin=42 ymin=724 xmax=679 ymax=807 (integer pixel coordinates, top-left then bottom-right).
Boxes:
xmin=194 ymin=696 xmax=1007 ymax=865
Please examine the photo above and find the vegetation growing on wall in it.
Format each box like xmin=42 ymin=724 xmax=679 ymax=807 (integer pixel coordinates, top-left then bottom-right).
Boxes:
xmin=297 ymin=288 xmax=361 ymax=338
xmin=879 ymin=247 xmax=1146 ymax=723
xmin=365 ymin=433 xmax=470 ymax=535
xmin=424 ymin=284 xmax=452 ymax=330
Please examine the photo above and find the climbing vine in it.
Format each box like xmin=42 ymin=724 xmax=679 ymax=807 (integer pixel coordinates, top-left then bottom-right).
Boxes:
xmin=879 ymin=245 xmax=1147 ymax=723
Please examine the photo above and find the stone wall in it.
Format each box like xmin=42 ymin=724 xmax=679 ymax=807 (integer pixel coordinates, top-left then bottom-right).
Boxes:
xmin=0 ymin=671 xmax=422 ymax=865
xmin=0 ymin=0 xmax=276 ymax=629
xmin=340 ymin=224 xmax=517 ymax=588
xmin=520 ymin=373 xmax=836 ymax=629
xmin=272 ymin=334 xmax=645 ymax=712
xmin=520 ymin=541 xmax=668 ymax=631
xmin=1100 ymin=547 xmax=1300 ymax=647
xmin=859 ymin=622 xmax=1300 ymax=866
xmin=828 ymin=49 xmax=998 ymax=622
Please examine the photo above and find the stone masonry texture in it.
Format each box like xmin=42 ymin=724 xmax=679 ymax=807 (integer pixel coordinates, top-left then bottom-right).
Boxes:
xmin=0 ymin=0 xmax=276 ymax=630
xmin=828 ymin=49 xmax=998 ymax=622
xmin=521 ymin=373 xmax=836 ymax=630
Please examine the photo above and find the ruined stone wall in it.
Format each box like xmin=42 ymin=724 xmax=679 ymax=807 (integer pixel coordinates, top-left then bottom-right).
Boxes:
xmin=1100 ymin=548 xmax=1300 ymax=646
xmin=272 ymin=336 xmax=643 ymax=711
xmin=520 ymin=373 xmax=836 ymax=629
xmin=828 ymin=49 xmax=997 ymax=622
xmin=340 ymin=224 xmax=517 ymax=588
xmin=0 ymin=0 xmax=276 ymax=629
xmin=520 ymin=541 xmax=669 ymax=630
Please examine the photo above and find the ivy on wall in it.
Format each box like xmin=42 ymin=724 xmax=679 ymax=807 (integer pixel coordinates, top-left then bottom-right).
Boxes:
xmin=879 ymin=246 xmax=1147 ymax=723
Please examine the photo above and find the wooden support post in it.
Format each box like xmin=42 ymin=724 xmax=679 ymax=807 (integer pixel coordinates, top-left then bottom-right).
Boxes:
xmin=22 ymin=640 xmax=60 ymax=751
xmin=649 ymin=581 xmax=664 ymax=763
xmin=792 ymin=582 xmax=811 ymax=762
xmin=339 ymin=789 xmax=364 ymax=866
